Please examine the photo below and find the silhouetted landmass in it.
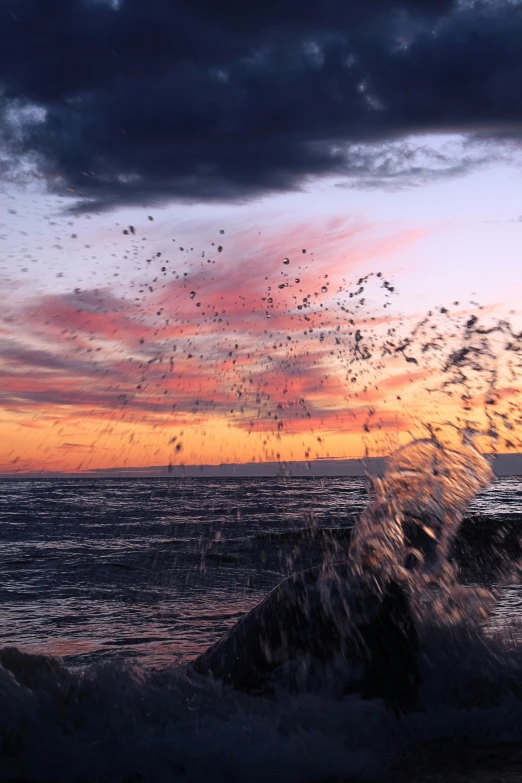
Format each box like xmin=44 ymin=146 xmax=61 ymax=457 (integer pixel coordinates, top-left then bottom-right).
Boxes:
xmin=3 ymin=452 xmax=522 ymax=478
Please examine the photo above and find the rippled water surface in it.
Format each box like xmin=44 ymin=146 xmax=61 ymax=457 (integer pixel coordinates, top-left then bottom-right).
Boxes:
xmin=1 ymin=475 xmax=521 ymax=668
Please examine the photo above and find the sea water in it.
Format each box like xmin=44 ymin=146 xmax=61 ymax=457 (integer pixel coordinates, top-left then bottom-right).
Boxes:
xmin=1 ymin=466 xmax=522 ymax=782
xmin=0 ymin=476 xmax=369 ymax=667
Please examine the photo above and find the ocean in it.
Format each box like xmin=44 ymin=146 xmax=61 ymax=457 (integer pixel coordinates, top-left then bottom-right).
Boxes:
xmin=2 ymin=466 xmax=522 ymax=782
xmin=0 ymin=476 xmax=370 ymax=668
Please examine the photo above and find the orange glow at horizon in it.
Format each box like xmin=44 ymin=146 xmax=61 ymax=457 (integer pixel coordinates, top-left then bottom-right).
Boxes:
xmin=1 ymin=214 xmax=521 ymax=474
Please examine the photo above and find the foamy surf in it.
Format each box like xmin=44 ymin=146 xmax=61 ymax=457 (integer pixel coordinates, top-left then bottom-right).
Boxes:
xmin=2 ymin=632 xmax=522 ymax=782
xmin=1 ymin=438 xmax=522 ymax=782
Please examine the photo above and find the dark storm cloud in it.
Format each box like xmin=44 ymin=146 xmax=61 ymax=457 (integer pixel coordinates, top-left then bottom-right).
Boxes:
xmin=0 ymin=0 xmax=520 ymax=209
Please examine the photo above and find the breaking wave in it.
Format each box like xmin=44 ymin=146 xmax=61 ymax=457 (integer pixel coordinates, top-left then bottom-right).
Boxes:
xmin=2 ymin=438 xmax=522 ymax=782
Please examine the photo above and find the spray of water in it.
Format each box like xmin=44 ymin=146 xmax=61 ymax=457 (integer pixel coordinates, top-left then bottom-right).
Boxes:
xmin=350 ymin=438 xmax=496 ymax=624
xmin=4 ymin=228 xmax=522 ymax=778
xmin=2 ymin=436 xmax=522 ymax=782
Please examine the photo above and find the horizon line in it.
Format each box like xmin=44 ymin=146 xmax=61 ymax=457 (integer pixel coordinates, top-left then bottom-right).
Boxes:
xmin=1 ymin=453 xmax=522 ymax=479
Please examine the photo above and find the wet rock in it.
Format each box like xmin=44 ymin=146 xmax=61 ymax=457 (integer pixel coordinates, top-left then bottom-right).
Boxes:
xmin=450 ymin=515 xmax=522 ymax=582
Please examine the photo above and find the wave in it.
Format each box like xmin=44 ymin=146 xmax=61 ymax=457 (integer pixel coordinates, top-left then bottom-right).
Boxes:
xmin=2 ymin=439 xmax=522 ymax=782
xmin=2 ymin=629 xmax=522 ymax=783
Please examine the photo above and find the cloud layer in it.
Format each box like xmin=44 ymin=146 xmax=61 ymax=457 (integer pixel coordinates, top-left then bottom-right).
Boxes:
xmin=0 ymin=217 xmax=432 ymax=469
xmin=1 ymin=0 xmax=521 ymax=209
xmin=3 ymin=206 xmax=520 ymax=473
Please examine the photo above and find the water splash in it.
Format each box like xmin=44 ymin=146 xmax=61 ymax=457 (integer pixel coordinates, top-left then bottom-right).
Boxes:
xmin=352 ymin=439 xmax=493 ymax=576
xmin=2 ymin=440 xmax=522 ymax=782
xmin=345 ymin=439 xmax=504 ymax=642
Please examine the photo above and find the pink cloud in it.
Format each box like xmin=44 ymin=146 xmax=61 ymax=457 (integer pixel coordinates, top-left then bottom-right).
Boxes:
xmin=0 ymin=215 xmax=434 ymax=447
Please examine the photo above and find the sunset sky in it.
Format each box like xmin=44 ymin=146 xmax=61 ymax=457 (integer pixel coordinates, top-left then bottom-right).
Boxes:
xmin=1 ymin=0 xmax=522 ymax=473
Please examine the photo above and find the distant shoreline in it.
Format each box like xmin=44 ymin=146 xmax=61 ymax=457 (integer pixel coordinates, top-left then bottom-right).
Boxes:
xmin=2 ymin=453 xmax=522 ymax=478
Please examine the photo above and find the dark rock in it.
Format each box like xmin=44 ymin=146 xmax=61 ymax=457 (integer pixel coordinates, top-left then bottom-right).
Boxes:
xmin=189 ymin=565 xmax=420 ymax=711
xmin=449 ymin=515 xmax=522 ymax=582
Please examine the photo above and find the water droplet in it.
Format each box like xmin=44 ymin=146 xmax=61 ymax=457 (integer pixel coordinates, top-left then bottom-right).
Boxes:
xmin=189 ymin=291 xmax=196 ymax=299
xmin=295 ymin=278 xmax=300 ymax=283
xmin=283 ymin=258 xmax=290 ymax=265
xmin=321 ymin=286 xmax=328 ymax=293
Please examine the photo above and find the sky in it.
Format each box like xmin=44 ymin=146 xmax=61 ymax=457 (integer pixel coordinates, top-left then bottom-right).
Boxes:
xmin=1 ymin=0 xmax=522 ymax=473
